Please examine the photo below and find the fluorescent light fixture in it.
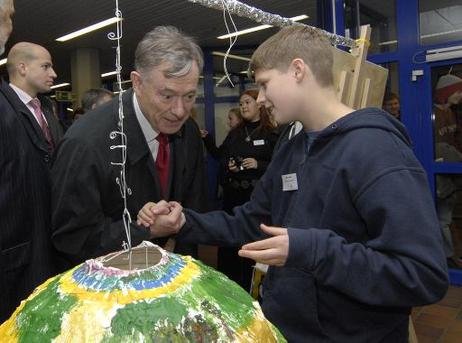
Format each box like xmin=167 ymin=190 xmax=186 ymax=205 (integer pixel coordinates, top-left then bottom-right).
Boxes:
xmin=379 ymin=40 xmax=398 ymax=46
xmin=50 ymin=82 xmax=70 ymax=90
xmin=66 ymin=108 xmax=74 ymax=112
xmin=380 ymin=28 xmax=462 ymax=47
xmin=199 ymin=75 xmax=231 ymax=80
xmin=217 ymin=15 xmax=308 ymax=39
xmin=212 ymin=51 xmax=251 ymax=62
xmin=422 ymin=28 xmax=462 ymax=40
xmin=0 ymin=58 xmax=7 ymax=66
xmin=101 ymin=70 xmax=118 ymax=78
xmin=56 ymin=17 xmax=122 ymax=42
xmin=426 ymin=45 xmax=462 ymax=62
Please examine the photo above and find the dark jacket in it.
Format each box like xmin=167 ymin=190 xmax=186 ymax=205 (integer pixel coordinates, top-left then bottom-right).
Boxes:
xmin=51 ymin=89 xmax=207 ymax=266
xmin=38 ymin=94 xmax=64 ymax=145
xmin=0 ymin=80 xmax=57 ymax=322
xmin=178 ymin=108 xmax=448 ymax=342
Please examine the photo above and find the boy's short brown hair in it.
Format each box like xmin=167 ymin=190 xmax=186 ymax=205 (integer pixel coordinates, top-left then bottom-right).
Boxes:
xmin=249 ymin=25 xmax=334 ymax=87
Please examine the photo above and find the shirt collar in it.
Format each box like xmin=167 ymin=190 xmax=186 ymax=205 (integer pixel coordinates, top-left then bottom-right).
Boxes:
xmin=133 ymin=92 xmax=159 ymax=143
xmin=9 ymin=83 xmax=34 ymax=105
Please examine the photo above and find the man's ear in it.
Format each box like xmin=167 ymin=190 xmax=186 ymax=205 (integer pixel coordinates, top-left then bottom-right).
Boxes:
xmin=131 ymin=71 xmax=142 ymax=93
xmin=17 ymin=62 xmax=27 ymax=77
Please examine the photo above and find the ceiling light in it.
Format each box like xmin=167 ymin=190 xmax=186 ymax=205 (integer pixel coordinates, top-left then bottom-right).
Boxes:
xmin=212 ymin=51 xmax=251 ymax=62
xmin=217 ymin=15 xmax=308 ymax=39
xmin=50 ymin=83 xmax=71 ymax=90
xmin=66 ymin=108 xmax=74 ymax=112
xmin=101 ymin=71 xmax=118 ymax=78
xmin=0 ymin=58 xmax=7 ymax=66
xmin=56 ymin=17 xmax=122 ymax=42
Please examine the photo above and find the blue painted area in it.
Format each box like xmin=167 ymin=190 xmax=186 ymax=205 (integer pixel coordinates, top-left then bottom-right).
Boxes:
xmin=449 ymin=268 xmax=462 ymax=286
xmin=71 ymin=258 xmax=187 ymax=291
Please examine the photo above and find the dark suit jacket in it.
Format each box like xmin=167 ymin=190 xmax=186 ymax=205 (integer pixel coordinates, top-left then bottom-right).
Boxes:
xmin=39 ymin=94 xmax=64 ymax=146
xmin=0 ymin=80 xmax=57 ymax=322
xmin=51 ymin=89 xmax=208 ymax=266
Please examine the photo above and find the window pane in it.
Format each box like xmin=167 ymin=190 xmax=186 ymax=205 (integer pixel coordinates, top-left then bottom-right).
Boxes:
xmin=420 ymin=0 xmax=462 ymax=46
xmin=432 ymin=63 xmax=462 ymax=162
xmin=435 ymin=174 xmax=462 ymax=265
xmin=344 ymin=0 xmax=398 ymax=54
xmin=381 ymin=62 xmax=401 ymax=120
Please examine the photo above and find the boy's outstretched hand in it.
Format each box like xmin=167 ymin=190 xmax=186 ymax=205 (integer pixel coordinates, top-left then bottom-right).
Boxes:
xmin=238 ymin=224 xmax=289 ymax=267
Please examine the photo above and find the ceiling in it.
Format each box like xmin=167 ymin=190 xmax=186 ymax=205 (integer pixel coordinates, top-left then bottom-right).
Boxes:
xmin=3 ymin=0 xmax=318 ymax=87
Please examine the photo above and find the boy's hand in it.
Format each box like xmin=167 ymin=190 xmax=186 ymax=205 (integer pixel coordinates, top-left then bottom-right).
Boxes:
xmin=148 ymin=201 xmax=185 ymax=238
xmin=137 ymin=201 xmax=184 ymax=238
xmin=238 ymin=224 xmax=289 ymax=266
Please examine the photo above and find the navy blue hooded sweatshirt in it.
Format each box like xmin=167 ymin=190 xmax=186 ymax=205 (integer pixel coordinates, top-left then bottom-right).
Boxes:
xmin=178 ymin=108 xmax=448 ymax=342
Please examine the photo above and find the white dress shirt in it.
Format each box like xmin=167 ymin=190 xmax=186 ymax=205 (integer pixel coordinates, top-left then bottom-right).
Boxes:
xmin=9 ymin=83 xmax=48 ymax=126
xmin=133 ymin=93 xmax=160 ymax=161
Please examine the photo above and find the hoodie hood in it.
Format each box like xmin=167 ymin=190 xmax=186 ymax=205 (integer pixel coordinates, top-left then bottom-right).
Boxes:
xmin=315 ymin=107 xmax=412 ymax=148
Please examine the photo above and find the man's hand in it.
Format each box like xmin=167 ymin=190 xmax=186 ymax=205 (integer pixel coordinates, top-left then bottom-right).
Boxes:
xmin=136 ymin=201 xmax=185 ymax=238
xmin=137 ymin=201 xmax=171 ymax=227
xmin=238 ymin=224 xmax=289 ymax=266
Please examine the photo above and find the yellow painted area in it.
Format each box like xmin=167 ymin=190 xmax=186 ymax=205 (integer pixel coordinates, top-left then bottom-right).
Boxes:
xmin=0 ymin=276 xmax=57 ymax=341
xmin=237 ymin=311 xmax=286 ymax=343
xmin=52 ymin=300 xmax=117 ymax=342
xmin=59 ymin=258 xmax=200 ymax=305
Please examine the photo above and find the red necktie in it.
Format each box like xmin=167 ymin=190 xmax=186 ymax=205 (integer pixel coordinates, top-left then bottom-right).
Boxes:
xmin=30 ymin=98 xmax=54 ymax=149
xmin=155 ymin=133 xmax=170 ymax=197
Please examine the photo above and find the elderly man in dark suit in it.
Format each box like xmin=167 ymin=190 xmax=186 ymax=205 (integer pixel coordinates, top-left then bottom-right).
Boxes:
xmin=51 ymin=26 xmax=208 ymax=267
xmin=7 ymin=42 xmax=63 ymax=150
xmin=0 ymin=0 xmax=58 ymax=322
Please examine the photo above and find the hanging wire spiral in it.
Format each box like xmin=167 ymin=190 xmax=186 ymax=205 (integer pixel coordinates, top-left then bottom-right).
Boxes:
xmin=107 ymin=0 xmax=134 ymax=265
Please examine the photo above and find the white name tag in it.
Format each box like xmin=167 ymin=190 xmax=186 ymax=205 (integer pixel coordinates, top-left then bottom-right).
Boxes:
xmin=282 ymin=173 xmax=298 ymax=192
xmin=253 ymin=139 xmax=265 ymax=146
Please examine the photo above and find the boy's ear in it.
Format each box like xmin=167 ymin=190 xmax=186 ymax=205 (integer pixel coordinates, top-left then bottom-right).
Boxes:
xmin=290 ymin=58 xmax=307 ymax=83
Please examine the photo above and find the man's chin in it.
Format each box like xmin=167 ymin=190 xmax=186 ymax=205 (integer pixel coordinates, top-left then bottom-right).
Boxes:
xmin=159 ymin=122 xmax=183 ymax=135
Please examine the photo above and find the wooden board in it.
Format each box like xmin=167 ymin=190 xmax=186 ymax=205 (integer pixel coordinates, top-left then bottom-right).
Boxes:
xmin=331 ymin=26 xmax=388 ymax=110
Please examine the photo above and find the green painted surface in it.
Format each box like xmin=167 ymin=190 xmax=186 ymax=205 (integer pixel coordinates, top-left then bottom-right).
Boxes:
xmin=16 ymin=276 xmax=78 ymax=343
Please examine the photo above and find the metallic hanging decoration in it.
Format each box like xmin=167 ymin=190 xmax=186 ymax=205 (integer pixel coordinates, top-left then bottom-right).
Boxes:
xmin=108 ymin=0 xmax=134 ymax=263
xmin=188 ymin=0 xmax=357 ymax=48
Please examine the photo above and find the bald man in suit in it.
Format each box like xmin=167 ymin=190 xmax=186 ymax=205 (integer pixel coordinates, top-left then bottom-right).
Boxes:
xmin=0 ymin=4 xmax=58 ymax=322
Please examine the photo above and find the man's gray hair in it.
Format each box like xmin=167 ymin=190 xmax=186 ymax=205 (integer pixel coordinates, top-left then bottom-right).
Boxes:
xmin=135 ymin=26 xmax=203 ymax=78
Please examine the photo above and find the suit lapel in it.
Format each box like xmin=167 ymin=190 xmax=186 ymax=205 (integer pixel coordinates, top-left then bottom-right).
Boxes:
xmin=0 ymin=82 xmax=49 ymax=153
xmin=123 ymin=89 xmax=162 ymax=199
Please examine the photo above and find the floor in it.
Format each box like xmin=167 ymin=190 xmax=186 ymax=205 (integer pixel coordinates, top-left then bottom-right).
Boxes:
xmin=412 ymin=286 xmax=462 ymax=343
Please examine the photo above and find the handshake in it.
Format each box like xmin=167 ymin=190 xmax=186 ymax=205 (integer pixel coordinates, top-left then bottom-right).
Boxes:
xmin=136 ymin=200 xmax=186 ymax=238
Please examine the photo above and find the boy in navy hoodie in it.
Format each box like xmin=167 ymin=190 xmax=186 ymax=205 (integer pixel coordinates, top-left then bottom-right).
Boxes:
xmin=138 ymin=26 xmax=448 ymax=342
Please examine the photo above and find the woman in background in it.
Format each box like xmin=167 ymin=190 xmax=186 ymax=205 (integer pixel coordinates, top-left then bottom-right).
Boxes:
xmin=210 ymin=89 xmax=279 ymax=290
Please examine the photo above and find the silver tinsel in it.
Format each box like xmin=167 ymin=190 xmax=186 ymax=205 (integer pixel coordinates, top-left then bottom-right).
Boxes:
xmin=188 ymin=0 xmax=357 ymax=48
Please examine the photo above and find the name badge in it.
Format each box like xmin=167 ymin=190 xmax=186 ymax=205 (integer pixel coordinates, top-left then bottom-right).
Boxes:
xmin=282 ymin=173 xmax=298 ymax=192
xmin=253 ymin=139 xmax=265 ymax=146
